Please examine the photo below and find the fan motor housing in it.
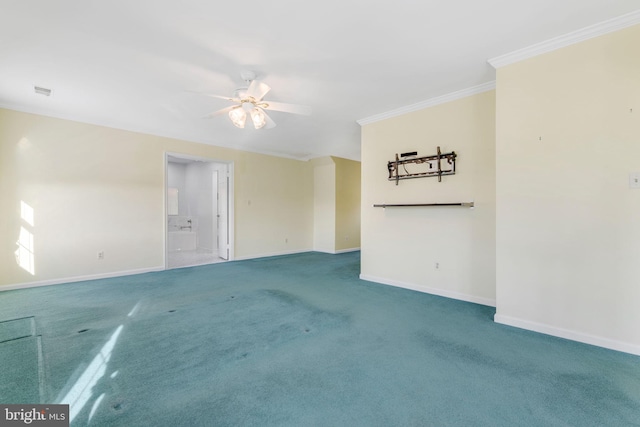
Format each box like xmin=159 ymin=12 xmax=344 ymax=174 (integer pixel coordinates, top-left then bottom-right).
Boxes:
xmin=234 ymin=87 xmax=249 ymax=100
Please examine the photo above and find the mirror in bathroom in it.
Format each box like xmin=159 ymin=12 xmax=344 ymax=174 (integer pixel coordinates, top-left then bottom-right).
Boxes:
xmin=168 ymin=187 xmax=179 ymax=215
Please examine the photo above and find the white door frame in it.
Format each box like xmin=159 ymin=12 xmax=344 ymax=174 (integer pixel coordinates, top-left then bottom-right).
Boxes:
xmin=164 ymin=152 xmax=234 ymax=268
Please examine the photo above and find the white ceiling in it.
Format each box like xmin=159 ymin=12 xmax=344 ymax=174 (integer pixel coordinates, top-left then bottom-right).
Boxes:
xmin=1 ymin=1 xmax=638 ymax=161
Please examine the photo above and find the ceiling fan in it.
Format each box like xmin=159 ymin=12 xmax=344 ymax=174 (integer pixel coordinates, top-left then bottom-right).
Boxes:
xmin=202 ymin=71 xmax=311 ymax=130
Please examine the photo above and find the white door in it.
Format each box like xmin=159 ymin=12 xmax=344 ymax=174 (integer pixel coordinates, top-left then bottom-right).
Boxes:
xmin=211 ymin=171 xmax=218 ymax=253
xmin=217 ymin=167 xmax=229 ymax=260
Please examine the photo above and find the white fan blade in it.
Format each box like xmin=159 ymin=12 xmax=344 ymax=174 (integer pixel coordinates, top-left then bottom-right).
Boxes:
xmin=263 ymin=109 xmax=277 ymax=129
xmin=204 ymin=94 xmax=240 ymax=102
xmin=203 ymin=105 xmax=236 ymax=118
xmin=185 ymin=90 xmax=240 ymax=103
xmin=262 ymin=101 xmax=311 ymax=115
xmin=246 ymin=80 xmax=271 ymax=101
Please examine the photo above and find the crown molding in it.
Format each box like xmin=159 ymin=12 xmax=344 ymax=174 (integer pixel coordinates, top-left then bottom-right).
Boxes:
xmin=356 ymin=80 xmax=496 ymax=126
xmin=488 ymin=9 xmax=640 ymax=68
xmin=0 ymin=102 xmax=313 ymax=161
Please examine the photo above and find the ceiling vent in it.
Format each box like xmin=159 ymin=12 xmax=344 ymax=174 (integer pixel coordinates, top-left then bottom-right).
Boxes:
xmin=34 ymin=86 xmax=52 ymax=96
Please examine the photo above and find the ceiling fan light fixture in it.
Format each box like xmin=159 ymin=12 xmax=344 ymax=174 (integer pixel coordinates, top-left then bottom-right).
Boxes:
xmin=250 ymin=107 xmax=266 ymax=129
xmin=229 ymin=106 xmax=246 ymax=128
xmin=202 ymin=72 xmax=309 ymax=129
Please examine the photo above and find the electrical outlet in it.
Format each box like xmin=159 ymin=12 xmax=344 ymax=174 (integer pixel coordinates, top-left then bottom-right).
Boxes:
xmin=97 ymin=251 xmax=104 ymax=260
xmin=630 ymin=172 xmax=640 ymax=189
xmin=435 ymin=262 xmax=440 ymax=270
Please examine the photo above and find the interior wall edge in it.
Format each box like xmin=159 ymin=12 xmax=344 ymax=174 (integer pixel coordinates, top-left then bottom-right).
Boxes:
xmin=359 ymin=274 xmax=496 ymax=308
xmin=0 ymin=266 xmax=164 ymax=292
xmin=0 ymin=105 xmax=308 ymax=162
xmin=494 ymin=314 xmax=640 ymax=357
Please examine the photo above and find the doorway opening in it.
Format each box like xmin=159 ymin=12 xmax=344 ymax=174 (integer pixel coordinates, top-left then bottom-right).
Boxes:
xmin=165 ymin=153 xmax=234 ymax=269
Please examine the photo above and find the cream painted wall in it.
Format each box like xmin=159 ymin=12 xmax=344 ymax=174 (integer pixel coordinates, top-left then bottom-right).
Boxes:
xmin=233 ymin=151 xmax=313 ymax=259
xmin=495 ymin=25 xmax=640 ymax=353
xmin=334 ymin=156 xmax=361 ymax=252
xmin=311 ymin=157 xmax=336 ymax=253
xmin=0 ymin=109 xmax=314 ymax=287
xmin=360 ymin=91 xmax=496 ymax=305
xmin=311 ymin=156 xmax=361 ymax=253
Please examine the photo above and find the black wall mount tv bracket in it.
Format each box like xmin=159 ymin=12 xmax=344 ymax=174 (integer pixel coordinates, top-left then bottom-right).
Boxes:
xmin=387 ymin=146 xmax=457 ymax=185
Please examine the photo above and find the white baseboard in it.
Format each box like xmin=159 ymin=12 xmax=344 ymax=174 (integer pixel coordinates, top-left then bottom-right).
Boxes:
xmin=494 ymin=314 xmax=640 ymax=356
xmin=1 ymin=266 xmax=165 ymax=292
xmin=233 ymin=248 xmax=314 ymax=261
xmin=359 ymin=274 xmax=496 ymax=307
xmin=314 ymin=248 xmax=361 ymax=255
xmin=2 ymin=250 xmax=355 ymax=291
xmin=334 ymin=247 xmax=360 ymax=254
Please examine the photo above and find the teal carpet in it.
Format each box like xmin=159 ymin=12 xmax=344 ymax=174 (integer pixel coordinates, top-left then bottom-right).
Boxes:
xmin=0 ymin=252 xmax=639 ymax=426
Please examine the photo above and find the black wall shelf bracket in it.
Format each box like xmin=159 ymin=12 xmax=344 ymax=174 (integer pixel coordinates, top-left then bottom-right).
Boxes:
xmin=387 ymin=146 xmax=456 ymax=185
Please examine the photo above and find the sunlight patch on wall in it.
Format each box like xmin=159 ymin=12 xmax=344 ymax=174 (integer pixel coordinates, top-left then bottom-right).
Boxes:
xmin=21 ymin=201 xmax=34 ymax=226
xmin=15 ymin=201 xmax=35 ymax=275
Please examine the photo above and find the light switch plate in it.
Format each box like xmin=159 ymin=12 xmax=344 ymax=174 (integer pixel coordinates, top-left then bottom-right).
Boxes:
xmin=630 ymin=172 xmax=640 ymax=189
